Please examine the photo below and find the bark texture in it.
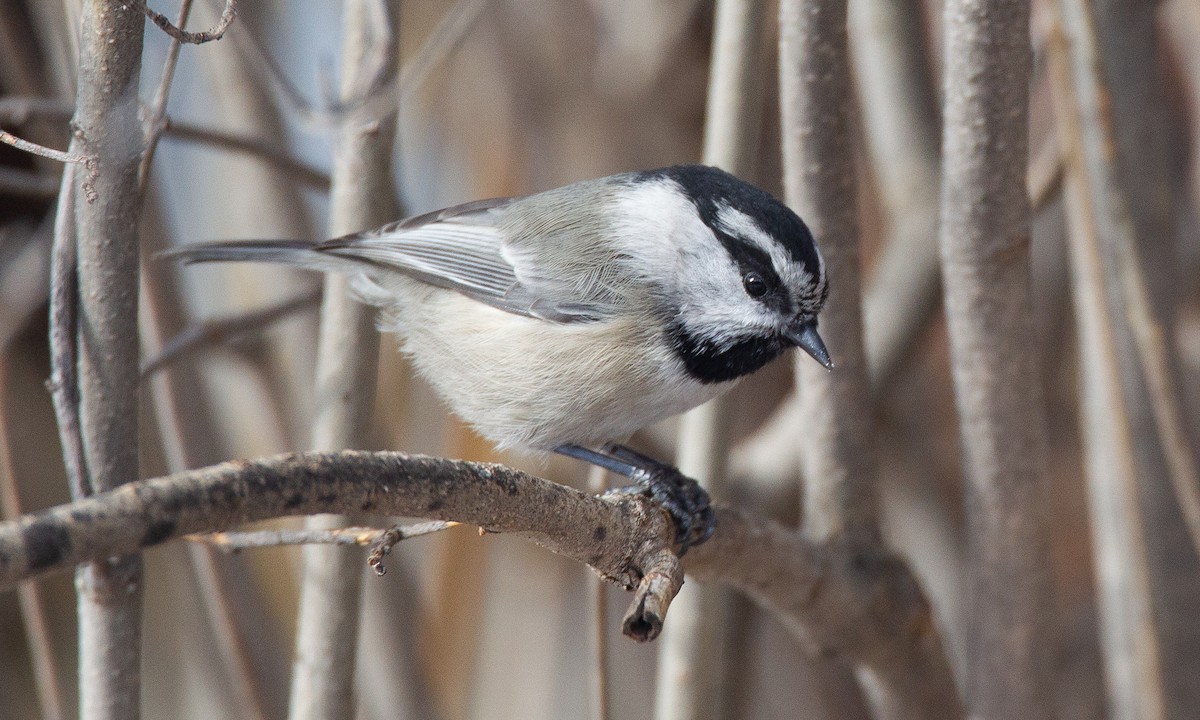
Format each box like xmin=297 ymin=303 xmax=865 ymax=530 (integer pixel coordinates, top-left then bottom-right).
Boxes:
xmin=938 ymin=1 xmax=1054 ymax=717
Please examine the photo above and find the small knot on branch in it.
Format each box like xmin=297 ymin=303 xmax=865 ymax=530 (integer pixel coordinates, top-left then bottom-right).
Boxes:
xmin=367 ymin=521 xmax=456 ymax=575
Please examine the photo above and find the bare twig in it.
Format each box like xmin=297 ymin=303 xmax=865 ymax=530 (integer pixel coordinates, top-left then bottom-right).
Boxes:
xmin=185 ymin=521 xmax=456 ymax=553
xmin=0 ymin=450 xmax=960 ymax=717
xmin=139 ymin=0 xmax=236 ymax=45
xmin=587 ymin=465 xmax=612 ymax=720
xmin=939 ymin=1 xmax=1054 ymax=717
xmin=164 ymin=118 xmax=331 ymax=187
xmin=164 ymin=120 xmax=330 ymax=189
xmin=46 ymin=165 xmax=86 ymax=500
xmin=140 ymin=289 xmax=321 ymax=378
xmin=0 ymin=128 xmax=97 ymax=202
xmin=0 ymin=97 xmax=331 ymax=191
xmin=659 ymin=2 xmax=767 ymax=717
xmin=0 ymin=362 xmax=66 ymax=720
xmin=0 ymin=128 xmax=92 ymax=168
xmin=0 ymin=453 xmax=681 ymax=634
xmin=779 ymin=5 xmax=939 ymax=720
xmin=235 ymin=0 xmax=488 ymax=127
xmin=848 ymin=0 xmax=943 ymax=389
xmin=138 ymin=0 xmax=195 ymax=190
xmin=289 ymin=1 xmax=401 ymax=718
xmin=367 ymin=521 xmax=457 ymax=575
xmin=1101 ymin=105 xmax=1200 ymax=557
xmin=1045 ymin=23 xmax=1166 ymax=719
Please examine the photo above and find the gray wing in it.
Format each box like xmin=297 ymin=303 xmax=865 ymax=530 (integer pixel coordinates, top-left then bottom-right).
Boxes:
xmin=316 ymin=197 xmax=608 ymax=323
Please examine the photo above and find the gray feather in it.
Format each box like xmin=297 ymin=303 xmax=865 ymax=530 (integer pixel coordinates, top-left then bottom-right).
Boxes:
xmin=160 ymin=240 xmax=355 ymax=274
xmin=167 ymin=180 xmax=639 ymax=324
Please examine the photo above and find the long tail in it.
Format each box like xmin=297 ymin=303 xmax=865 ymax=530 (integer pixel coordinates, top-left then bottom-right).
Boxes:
xmin=162 ymin=239 xmax=380 ymax=277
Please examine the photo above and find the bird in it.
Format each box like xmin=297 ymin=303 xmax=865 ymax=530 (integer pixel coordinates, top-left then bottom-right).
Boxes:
xmin=169 ymin=163 xmax=831 ymax=552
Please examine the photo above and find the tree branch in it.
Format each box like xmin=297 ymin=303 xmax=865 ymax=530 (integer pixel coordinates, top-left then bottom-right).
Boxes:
xmin=64 ymin=2 xmax=147 ymax=718
xmin=0 ymin=128 xmax=93 ymax=168
xmin=288 ymin=0 xmax=402 ymax=717
xmin=139 ymin=0 xmax=237 ymax=45
xmin=660 ymin=0 xmax=768 ymax=716
xmin=938 ymin=0 xmax=1054 ymax=717
xmin=0 ymin=97 xmax=331 ymax=191
xmin=0 ymin=450 xmax=961 ymax=716
xmin=140 ymin=289 xmax=321 ymax=378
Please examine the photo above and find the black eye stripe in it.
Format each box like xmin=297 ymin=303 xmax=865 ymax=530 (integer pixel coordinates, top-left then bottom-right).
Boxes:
xmin=712 ymin=231 xmax=793 ymax=314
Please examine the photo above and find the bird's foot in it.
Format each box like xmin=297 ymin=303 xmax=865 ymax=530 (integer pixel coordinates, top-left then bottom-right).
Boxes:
xmin=554 ymin=443 xmax=715 ymax=555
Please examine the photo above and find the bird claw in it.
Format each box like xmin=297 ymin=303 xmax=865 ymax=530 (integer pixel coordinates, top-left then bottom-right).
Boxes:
xmin=600 ymin=444 xmax=715 ymax=555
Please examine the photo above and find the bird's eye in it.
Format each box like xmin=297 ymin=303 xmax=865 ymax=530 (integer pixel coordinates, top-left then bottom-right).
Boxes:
xmin=742 ymin=271 xmax=767 ymax=298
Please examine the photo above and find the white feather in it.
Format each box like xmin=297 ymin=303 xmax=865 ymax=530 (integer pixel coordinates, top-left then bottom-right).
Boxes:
xmin=357 ymin=273 xmax=731 ymax=450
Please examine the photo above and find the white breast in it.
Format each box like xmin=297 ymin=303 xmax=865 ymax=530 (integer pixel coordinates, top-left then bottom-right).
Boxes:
xmin=361 ymin=275 xmax=732 ymax=450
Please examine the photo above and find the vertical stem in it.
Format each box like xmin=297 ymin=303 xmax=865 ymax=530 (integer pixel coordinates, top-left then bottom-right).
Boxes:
xmin=779 ymin=0 xmax=877 ymax=549
xmin=0 ymin=361 xmax=66 ymax=720
xmin=779 ymin=0 xmax=911 ymax=716
xmin=64 ymin=2 xmax=146 ymax=719
xmin=141 ymin=226 xmax=283 ymax=720
xmin=659 ymin=2 xmax=766 ymax=719
xmin=288 ymin=1 xmax=400 ymax=719
xmin=1047 ymin=0 xmax=1194 ymax=712
xmin=938 ymin=1 xmax=1053 ymax=718
xmin=847 ymin=0 xmax=943 ymax=387
xmin=1046 ymin=24 xmax=1166 ymax=719
xmin=586 ymin=465 xmax=611 ymax=720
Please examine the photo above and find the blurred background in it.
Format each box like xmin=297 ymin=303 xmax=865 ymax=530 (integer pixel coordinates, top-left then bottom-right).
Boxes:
xmin=1 ymin=0 xmax=1199 ymax=718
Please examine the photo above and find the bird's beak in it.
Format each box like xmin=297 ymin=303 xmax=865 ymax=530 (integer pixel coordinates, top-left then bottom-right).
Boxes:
xmin=785 ymin=321 xmax=833 ymax=370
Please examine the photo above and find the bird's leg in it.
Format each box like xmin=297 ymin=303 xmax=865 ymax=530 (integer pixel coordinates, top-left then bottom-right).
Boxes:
xmin=554 ymin=444 xmax=715 ymax=555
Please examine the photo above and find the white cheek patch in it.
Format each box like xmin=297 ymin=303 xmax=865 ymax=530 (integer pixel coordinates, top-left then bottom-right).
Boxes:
xmin=609 ymin=179 xmax=703 ymax=269
xmin=609 ymin=180 xmax=789 ymax=346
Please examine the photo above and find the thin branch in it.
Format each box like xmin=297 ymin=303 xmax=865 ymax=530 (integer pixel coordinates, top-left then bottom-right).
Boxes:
xmin=1045 ymin=19 xmax=1167 ymax=719
xmin=46 ymin=165 xmax=86 ymax=500
xmin=0 ymin=452 xmax=681 ymax=637
xmin=140 ymin=289 xmax=321 ymax=378
xmin=138 ymin=0 xmax=195 ymax=190
xmin=587 ymin=465 xmax=612 ymax=720
xmin=0 ymin=450 xmax=961 ymax=716
xmin=163 ymin=120 xmax=330 ymax=189
xmin=1049 ymin=0 xmax=1200 ymax=559
xmin=289 ymin=0 xmax=401 ymax=717
xmin=0 ymin=128 xmax=92 ymax=167
xmin=0 ymin=361 xmax=67 ymax=720
xmin=0 ymin=97 xmax=331 ymax=191
xmin=235 ymin=0 xmax=488 ymax=127
xmin=659 ymin=1 xmax=767 ymax=717
xmin=0 ymin=129 xmax=97 ymax=201
xmin=139 ymin=0 xmax=237 ymax=45
xmin=849 ymin=0 xmax=944 ymax=389
xmin=186 ymin=521 xmax=455 ymax=552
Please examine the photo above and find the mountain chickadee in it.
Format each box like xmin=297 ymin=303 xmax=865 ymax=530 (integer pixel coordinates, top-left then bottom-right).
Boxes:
xmin=171 ymin=164 xmax=831 ymax=551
